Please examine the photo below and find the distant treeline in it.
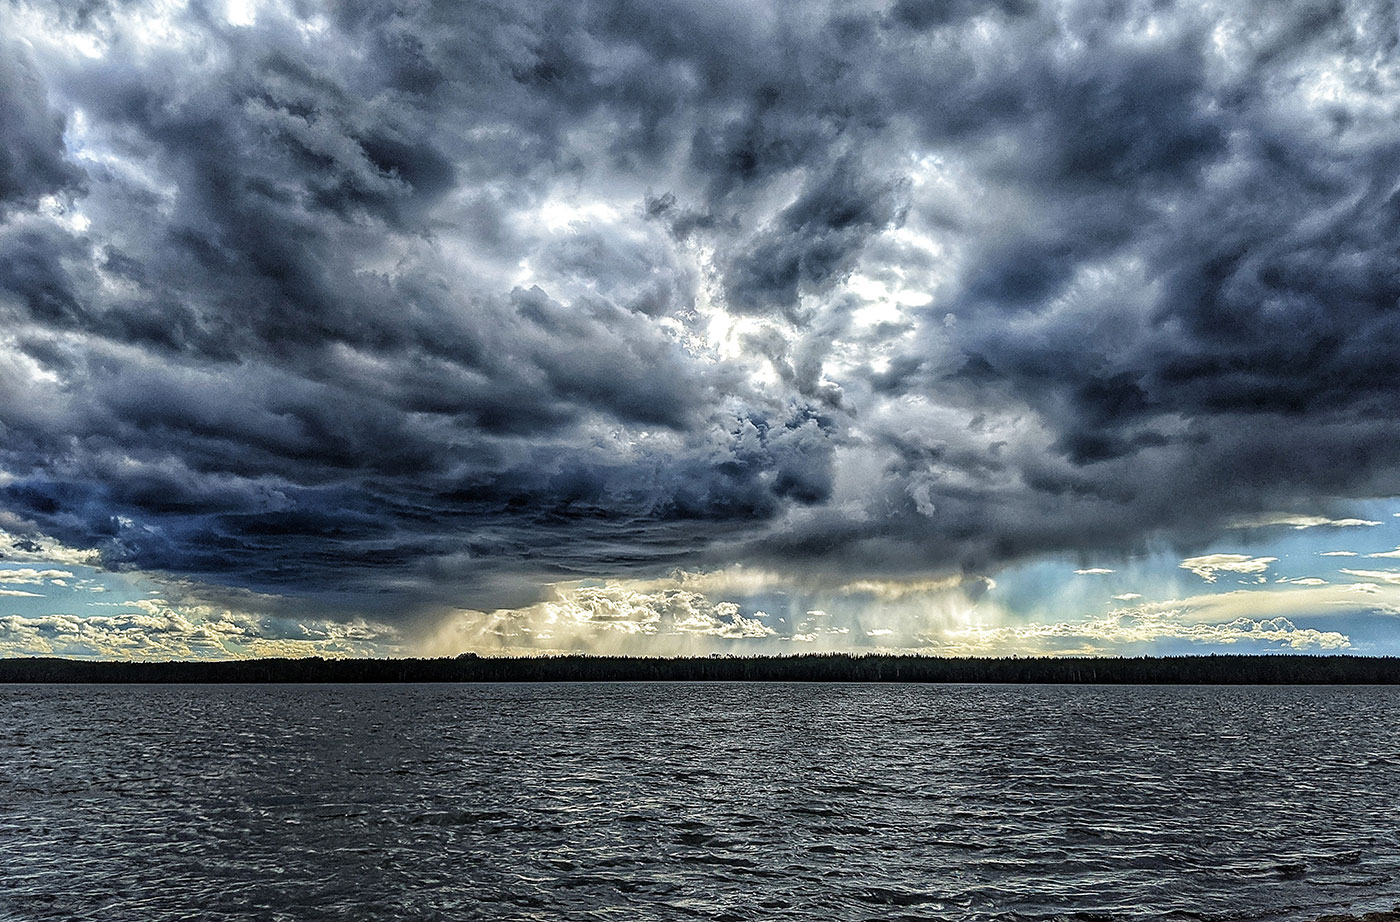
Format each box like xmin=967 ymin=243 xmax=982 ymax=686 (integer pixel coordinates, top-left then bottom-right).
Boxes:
xmin=3 ymin=654 xmax=1400 ymax=684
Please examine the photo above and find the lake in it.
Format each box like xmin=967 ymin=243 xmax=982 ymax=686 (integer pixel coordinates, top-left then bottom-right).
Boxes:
xmin=1 ymin=683 xmax=1397 ymax=921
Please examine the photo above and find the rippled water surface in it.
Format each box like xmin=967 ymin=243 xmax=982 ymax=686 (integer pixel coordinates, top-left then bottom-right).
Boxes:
xmin=2 ymin=683 xmax=1399 ymax=921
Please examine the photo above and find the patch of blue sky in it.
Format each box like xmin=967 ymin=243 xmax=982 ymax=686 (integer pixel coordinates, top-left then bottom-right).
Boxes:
xmin=0 ymin=560 xmax=158 ymax=619
xmin=984 ymin=500 xmax=1400 ymax=652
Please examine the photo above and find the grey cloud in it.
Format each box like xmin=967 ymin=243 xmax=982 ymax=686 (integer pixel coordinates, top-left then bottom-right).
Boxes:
xmin=724 ymin=158 xmax=909 ymax=319
xmin=3 ymin=0 xmax=1400 ymax=617
xmin=886 ymin=0 xmax=1036 ymax=31
xmin=0 ymin=42 xmax=81 ymax=209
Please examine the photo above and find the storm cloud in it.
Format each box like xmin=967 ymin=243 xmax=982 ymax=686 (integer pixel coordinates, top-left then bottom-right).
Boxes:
xmin=4 ymin=0 xmax=1400 ymax=624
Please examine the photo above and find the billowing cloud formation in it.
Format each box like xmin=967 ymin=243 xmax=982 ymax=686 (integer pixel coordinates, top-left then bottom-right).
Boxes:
xmin=4 ymin=0 xmax=1400 ymax=628
xmin=421 ymin=567 xmax=1000 ymax=654
xmin=0 ymin=568 xmax=73 ymax=585
xmin=428 ymin=583 xmax=779 ymax=656
xmin=0 ymin=599 xmax=398 ymax=659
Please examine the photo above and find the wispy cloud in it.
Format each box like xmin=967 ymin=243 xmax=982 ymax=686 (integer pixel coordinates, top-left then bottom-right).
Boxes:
xmin=1180 ymin=554 xmax=1277 ymax=583
xmin=1229 ymin=514 xmax=1381 ymax=529
xmin=945 ymin=611 xmax=1348 ymax=657
xmin=1146 ymin=582 xmax=1400 ymax=623
xmin=1339 ymin=568 xmax=1400 ymax=585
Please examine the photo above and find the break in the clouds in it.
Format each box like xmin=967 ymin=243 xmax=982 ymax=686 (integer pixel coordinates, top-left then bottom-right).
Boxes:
xmin=5 ymin=0 xmax=1400 ymax=657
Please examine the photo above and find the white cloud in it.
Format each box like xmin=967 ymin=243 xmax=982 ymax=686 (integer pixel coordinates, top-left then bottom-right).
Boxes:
xmin=0 ymin=602 xmax=399 ymax=660
xmin=1074 ymin=568 xmax=1115 ymax=575
xmin=1320 ymin=550 xmax=1358 ymax=557
xmin=1126 ymin=581 xmax=1400 ymax=625
xmin=549 ymin=586 xmax=777 ymax=639
xmin=612 ymin=568 xmax=995 ymax=602
xmin=1229 ymin=514 xmax=1381 ymax=529
xmin=0 ymin=524 xmax=100 ymax=568
xmin=1339 ymin=568 xmax=1400 ymax=585
xmin=427 ymin=582 xmax=780 ymax=655
xmin=419 ymin=560 xmax=1387 ymax=659
xmin=419 ymin=567 xmax=1013 ymax=656
xmin=1180 ymin=554 xmax=1277 ymax=582
xmin=0 ymin=589 xmax=43 ymax=598
xmin=676 ymin=602 xmax=775 ymax=640
xmin=836 ymin=575 xmax=988 ymax=599
xmin=946 ymin=609 xmax=1349 ymax=656
xmin=1367 ymin=547 xmax=1400 ymax=558
xmin=0 ymin=568 xmax=75 ymax=586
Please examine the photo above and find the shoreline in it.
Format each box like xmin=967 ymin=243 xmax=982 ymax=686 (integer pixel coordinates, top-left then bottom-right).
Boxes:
xmin=3 ymin=653 xmax=1400 ymax=684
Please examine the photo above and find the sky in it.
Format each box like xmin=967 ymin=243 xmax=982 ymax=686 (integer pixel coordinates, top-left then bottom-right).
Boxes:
xmin=4 ymin=0 xmax=1400 ymax=659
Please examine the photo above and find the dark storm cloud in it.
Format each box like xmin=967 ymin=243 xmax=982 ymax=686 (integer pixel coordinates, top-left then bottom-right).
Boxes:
xmin=4 ymin=0 xmax=1400 ymax=612
xmin=0 ymin=42 xmax=82 ymax=209
xmin=723 ymin=157 xmax=909 ymax=320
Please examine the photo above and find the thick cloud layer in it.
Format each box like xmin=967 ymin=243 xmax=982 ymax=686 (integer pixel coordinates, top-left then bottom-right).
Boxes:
xmin=3 ymin=0 xmax=1400 ymax=617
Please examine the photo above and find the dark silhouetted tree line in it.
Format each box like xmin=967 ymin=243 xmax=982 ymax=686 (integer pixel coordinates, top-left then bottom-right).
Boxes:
xmin=2 ymin=654 xmax=1400 ymax=684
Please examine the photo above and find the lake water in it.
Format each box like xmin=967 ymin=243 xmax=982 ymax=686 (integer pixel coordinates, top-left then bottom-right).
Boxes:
xmin=1 ymin=683 xmax=1397 ymax=921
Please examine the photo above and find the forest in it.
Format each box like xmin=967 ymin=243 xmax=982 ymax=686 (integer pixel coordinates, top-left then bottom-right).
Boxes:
xmin=2 ymin=653 xmax=1400 ymax=684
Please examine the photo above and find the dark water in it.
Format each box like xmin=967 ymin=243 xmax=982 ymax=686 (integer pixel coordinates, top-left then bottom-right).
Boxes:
xmin=1 ymin=684 xmax=1398 ymax=922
